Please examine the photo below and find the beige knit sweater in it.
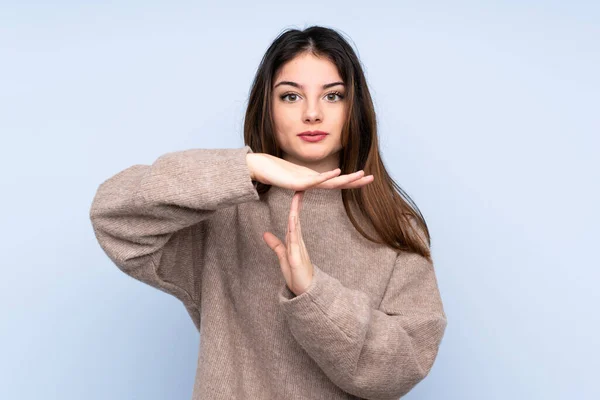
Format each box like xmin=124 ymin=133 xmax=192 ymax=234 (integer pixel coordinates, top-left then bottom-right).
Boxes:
xmin=89 ymin=145 xmax=448 ymax=400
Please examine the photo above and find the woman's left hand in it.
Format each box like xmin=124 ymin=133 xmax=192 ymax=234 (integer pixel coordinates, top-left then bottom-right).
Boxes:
xmin=263 ymin=191 xmax=313 ymax=296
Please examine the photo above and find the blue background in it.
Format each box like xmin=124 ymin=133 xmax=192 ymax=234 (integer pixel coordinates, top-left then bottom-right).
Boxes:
xmin=1 ymin=1 xmax=598 ymax=399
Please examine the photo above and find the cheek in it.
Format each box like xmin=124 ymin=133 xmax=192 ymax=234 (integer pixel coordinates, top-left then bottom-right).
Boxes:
xmin=272 ymin=107 xmax=291 ymax=146
xmin=335 ymin=106 xmax=347 ymax=124
xmin=273 ymin=105 xmax=296 ymax=131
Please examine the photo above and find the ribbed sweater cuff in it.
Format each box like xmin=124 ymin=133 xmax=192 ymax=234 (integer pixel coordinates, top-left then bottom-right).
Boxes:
xmin=278 ymin=264 xmax=369 ymax=342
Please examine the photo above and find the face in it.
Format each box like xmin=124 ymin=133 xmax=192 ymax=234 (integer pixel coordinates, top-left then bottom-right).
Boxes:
xmin=271 ymin=52 xmax=346 ymax=173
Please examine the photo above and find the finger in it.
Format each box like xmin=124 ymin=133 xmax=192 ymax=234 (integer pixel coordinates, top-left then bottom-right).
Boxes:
xmin=288 ymin=194 xmax=299 ymax=254
xmin=295 ymin=193 xmax=306 ymax=258
xmin=295 ymin=206 xmax=306 ymax=257
xmin=309 ymin=168 xmax=341 ymax=185
xmin=296 ymin=201 xmax=310 ymax=260
xmin=290 ymin=190 xmax=302 ymax=213
xmin=337 ymin=174 xmax=374 ymax=189
xmin=290 ymin=191 xmax=302 ymax=224
xmin=289 ymin=206 xmax=301 ymax=265
xmin=286 ymin=198 xmax=295 ymax=262
xmin=296 ymin=192 xmax=304 ymax=250
xmin=314 ymin=170 xmax=367 ymax=189
xmin=286 ymin=221 xmax=290 ymax=250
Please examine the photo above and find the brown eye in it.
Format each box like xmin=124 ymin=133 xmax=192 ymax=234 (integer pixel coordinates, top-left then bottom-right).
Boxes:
xmin=280 ymin=93 xmax=299 ymax=102
xmin=326 ymin=91 xmax=345 ymax=102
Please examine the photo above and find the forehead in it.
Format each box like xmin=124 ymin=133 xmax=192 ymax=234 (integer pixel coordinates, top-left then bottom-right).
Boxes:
xmin=274 ymin=53 xmax=342 ymax=86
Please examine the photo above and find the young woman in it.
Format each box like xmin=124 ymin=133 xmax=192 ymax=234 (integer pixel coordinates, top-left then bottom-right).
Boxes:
xmin=90 ymin=25 xmax=447 ymax=400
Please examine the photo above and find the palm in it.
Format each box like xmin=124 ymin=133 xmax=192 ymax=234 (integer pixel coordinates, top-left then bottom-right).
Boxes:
xmin=248 ymin=153 xmax=373 ymax=191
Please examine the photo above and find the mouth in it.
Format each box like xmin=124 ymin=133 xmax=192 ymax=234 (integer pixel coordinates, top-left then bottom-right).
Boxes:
xmin=297 ymin=130 xmax=329 ymax=136
xmin=298 ymin=132 xmax=328 ymax=142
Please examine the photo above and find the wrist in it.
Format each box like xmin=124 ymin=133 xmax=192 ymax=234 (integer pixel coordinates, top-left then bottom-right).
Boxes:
xmin=246 ymin=154 xmax=256 ymax=181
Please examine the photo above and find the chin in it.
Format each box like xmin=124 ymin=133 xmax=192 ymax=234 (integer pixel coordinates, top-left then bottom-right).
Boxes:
xmin=299 ymin=148 xmax=329 ymax=157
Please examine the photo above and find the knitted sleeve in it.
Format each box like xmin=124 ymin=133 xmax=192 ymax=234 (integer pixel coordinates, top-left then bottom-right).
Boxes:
xmin=278 ymin=225 xmax=447 ymax=399
xmin=89 ymin=145 xmax=259 ymax=331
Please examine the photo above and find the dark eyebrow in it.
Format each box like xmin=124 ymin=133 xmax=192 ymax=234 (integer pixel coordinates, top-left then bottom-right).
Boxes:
xmin=273 ymin=81 xmax=345 ymax=90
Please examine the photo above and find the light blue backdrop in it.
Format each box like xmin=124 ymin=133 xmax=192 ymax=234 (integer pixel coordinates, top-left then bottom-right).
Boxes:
xmin=1 ymin=1 xmax=598 ymax=399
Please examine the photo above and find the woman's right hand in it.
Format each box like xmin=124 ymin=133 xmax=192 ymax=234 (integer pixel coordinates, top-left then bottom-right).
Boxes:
xmin=246 ymin=153 xmax=374 ymax=191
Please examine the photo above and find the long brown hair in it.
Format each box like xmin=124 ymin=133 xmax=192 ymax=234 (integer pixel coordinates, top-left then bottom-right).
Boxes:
xmin=243 ymin=25 xmax=432 ymax=261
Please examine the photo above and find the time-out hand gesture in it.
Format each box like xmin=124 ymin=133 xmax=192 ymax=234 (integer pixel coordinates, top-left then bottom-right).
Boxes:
xmin=246 ymin=153 xmax=373 ymax=191
xmin=263 ymin=191 xmax=313 ymax=296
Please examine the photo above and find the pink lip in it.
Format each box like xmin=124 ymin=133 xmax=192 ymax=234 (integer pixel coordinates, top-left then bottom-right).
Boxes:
xmin=299 ymin=134 xmax=327 ymax=143
xmin=297 ymin=130 xmax=328 ymax=136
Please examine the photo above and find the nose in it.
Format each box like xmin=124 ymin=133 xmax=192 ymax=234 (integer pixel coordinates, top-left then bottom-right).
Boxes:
xmin=303 ymin=99 xmax=322 ymax=123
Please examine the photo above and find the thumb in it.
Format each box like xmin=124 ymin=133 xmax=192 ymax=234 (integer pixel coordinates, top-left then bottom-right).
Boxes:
xmin=263 ymin=231 xmax=287 ymax=258
xmin=264 ymin=231 xmax=292 ymax=287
